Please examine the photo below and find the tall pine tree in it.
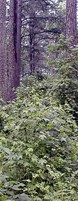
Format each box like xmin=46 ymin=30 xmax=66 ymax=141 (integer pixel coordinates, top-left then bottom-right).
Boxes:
xmin=66 ymin=0 xmax=77 ymax=45
xmin=0 ymin=0 xmax=6 ymax=100
xmin=8 ymin=0 xmax=22 ymax=100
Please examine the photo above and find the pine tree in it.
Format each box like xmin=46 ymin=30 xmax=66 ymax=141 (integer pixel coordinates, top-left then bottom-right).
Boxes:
xmin=8 ymin=0 xmax=22 ymax=100
xmin=21 ymin=0 xmax=63 ymax=74
xmin=0 ymin=0 xmax=6 ymax=100
xmin=66 ymin=0 xmax=77 ymax=45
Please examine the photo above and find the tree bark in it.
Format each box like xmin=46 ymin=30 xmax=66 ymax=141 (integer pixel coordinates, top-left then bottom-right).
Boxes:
xmin=0 ymin=0 xmax=6 ymax=100
xmin=66 ymin=0 xmax=77 ymax=45
xmin=8 ymin=0 xmax=22 ymax=101
xmin=16 ymin=0 xmax=22 ymax=83
xmin=29 ymin=13 xmax=35 ymax=73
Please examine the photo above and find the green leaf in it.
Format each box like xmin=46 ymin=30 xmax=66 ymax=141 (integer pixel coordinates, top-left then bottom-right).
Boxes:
xmin=19 ymin=193 xmax=30 ymax=201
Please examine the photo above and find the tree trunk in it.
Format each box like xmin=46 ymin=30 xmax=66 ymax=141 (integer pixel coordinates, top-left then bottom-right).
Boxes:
xmin=16 ymin=0 xmax=22 ymax=83
xmin=66 ymin=0 xmax=77 ymax=45
xmin=8 ymin=0 xmax=22 ymax=101
xmin=0 ymin=0 xmax=6 ymax=100
xmin=29 ymin=14 xmax=35 ymax=73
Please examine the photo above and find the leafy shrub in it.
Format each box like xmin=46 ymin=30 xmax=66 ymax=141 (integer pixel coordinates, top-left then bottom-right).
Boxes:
xmin=0 ymin=75 xmax=78 ymax=200
xmin=48 ymin=34 xmax=78 ymax=124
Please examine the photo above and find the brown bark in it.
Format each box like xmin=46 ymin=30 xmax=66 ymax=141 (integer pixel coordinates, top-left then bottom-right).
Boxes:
xmin=0 ymin=0 xmax=6 ymax=100
xmin=66 ymin=0 xmax=77 ymax=45
xmin=8 ymin=0 xmax=22 ymax=101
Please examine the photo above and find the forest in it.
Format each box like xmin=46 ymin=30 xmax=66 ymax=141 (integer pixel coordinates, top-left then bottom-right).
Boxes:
xmin=0 ymin=0 xmax=78 ymax=200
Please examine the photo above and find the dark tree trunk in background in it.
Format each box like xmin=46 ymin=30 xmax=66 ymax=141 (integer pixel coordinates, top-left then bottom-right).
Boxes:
xmin=16 ymin=0 xmax=22 ymax=79
xmin=21 ymin=0 xmax=63 ymax=74
xmin=66 ymin=0 xmax=77 ymax=45
xmin=0 ymin=0 xmax=6 ymax=100
xmin=29 ymin=13 xmax=36 ymax=73
xmin=28 ymin=0 xmax=36 ymax=73
xmin=8 ymin=0 xmax=22 ymax=101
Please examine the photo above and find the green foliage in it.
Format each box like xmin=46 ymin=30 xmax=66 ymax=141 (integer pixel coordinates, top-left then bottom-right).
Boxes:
xmin=0 ymin=75 xmax=78 ymax=200
xmin=48 ymin=34 xmax=78 ymax=123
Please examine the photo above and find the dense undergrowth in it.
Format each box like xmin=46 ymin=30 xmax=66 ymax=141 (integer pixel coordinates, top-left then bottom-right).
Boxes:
xmin=48 ymin=35 xmax=78 ymax=124
xmin=0 ymin=75 xmax=78 ymax=201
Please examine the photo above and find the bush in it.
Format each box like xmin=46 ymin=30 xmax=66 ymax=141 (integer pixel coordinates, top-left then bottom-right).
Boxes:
xmin=0 ymin=75 xmax=78 ymax=200
xmin=48 ymin=34 xmax=78 ymax=124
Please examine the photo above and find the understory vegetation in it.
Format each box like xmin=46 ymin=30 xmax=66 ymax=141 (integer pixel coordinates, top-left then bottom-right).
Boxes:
xmin=0 ymin=37 xmax=78 ymax=201
xmin=0 ymin=0 xmax=78 ymax=200
xmin=0 ymin=71 xmax=78 ymax=201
